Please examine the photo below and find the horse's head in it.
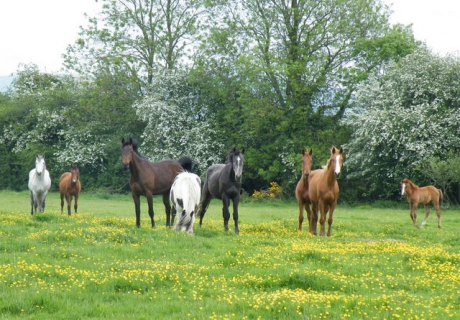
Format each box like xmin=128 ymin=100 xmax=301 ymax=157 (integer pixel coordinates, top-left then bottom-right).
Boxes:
xmin=328 ymin=147 xmax=343 ymax=178
xmin=401 ymin=178 xmax=409 ymax=195
xmin=121 ymin=138 xmax=134 ymax=169
xmin=229 ymin=147 xmax=245 ymax=182
xmin=70 ymin=163 xmax=79 ymax=184
xmin=35 ymin=155 xmax=46 ymax=176
xmin=301 ymin=148 xmax=313 ymax=180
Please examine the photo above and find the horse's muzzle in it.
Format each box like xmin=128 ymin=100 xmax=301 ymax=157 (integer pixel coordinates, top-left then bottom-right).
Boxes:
xmin=303 ymin=173 xmax=310 ymax=180
xmin=235 ymin=174 xmax=242 ymax=182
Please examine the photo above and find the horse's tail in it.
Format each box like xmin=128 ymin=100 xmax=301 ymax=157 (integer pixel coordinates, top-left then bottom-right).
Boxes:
xmin=178 ymin=156 xmax=194 ymax=172
xmin=438 ymin=188 xmax=443 ymax=208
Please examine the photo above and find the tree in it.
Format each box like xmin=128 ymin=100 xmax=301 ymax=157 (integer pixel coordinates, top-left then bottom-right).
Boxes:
xmin=133 ymin=70 xmax=225 ymax=174
xmin=343 ymin=49 xmax=460 ymax=200
xmin=193 ymin=0 xmax=418 ymax=193
xmin=64 ymin=0 xmax=207 ymax=89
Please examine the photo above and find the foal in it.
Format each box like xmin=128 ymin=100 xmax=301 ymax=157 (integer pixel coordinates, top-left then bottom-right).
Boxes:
xmin=59 ymin=163 xmax=81 ymax=216
xmin=401 ymin=178 xmax=443 ymax=228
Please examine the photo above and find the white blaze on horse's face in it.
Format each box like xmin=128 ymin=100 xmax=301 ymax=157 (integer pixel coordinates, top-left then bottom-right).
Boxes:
xmin=334 ymin=154 xmax=342 ymax=176
xmin=401 ymin=183 xmax=406 ymax=195
xmin=233 ymin=155 xmax=243 ymax=182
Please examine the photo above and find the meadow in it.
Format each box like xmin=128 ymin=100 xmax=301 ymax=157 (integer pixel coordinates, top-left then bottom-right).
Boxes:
xmin=0 ymin=190 xmax=459 ymax=319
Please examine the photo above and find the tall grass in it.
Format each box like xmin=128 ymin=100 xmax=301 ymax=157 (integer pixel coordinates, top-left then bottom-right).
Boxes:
xmin=0 ymin=190 xmax=459 ymax=319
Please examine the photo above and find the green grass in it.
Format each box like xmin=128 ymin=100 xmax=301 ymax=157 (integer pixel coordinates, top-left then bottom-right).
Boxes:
xmin=0 ymin=190 xmax=459 ymax=319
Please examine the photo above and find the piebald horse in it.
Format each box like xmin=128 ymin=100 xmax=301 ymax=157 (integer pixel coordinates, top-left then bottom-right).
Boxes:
xmin=401 ymin=178 xmax=443 ymax=228
xmin=295 ymin=148 xmax=313 ymax=231
xmin=308 ymin=147 xmax=343 ymax=236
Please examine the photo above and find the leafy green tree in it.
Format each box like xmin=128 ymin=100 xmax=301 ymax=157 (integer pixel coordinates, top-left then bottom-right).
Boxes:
xmin=343 ymin=49 xmax=460 ymax=200
xmin=133 ymin=70 xmax=225 ymax=174
xmin=64 ymin=0 xmax=207 ymax=88
xmin=193 ymin=0 xmax=418 ymax=193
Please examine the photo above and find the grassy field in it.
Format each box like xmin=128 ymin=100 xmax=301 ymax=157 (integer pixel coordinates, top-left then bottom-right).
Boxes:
xmin=0 ymin=190 xmax=459 ymax=319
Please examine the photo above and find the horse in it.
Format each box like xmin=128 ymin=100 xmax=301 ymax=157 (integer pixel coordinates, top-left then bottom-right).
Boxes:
xmin=294 ymin=148 xmax=313 ymax=231
xmin=121 ymin=138 xmax=193 ymax=228
xmin=198 ymin=147 xmax=245 ymax=234
xmin=170 ymin=172 xmax=201 ymax=235
xmin=28 ymin=155 xmax=52 ymax=215
xmin=59 ymin=163 xmax=81 ymax=216
xmin=400 ymin=178 xmax=443 ymax=228
xmin=308 ymin=147 xmax=343 ymax=236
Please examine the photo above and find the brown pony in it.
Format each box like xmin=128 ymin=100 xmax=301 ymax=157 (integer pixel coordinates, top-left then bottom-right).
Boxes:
xmin=59 ymin=163 xmax=81 ymax=216
xmin=308 ymin=147 xmax=343 ymax=236
xmin=295 ymin=148 xmax=313 ymax=231
xmin=400 ymin=178 xmax=443 ymax=228
xmin=121 ymin=138 xmax=192 ymax=228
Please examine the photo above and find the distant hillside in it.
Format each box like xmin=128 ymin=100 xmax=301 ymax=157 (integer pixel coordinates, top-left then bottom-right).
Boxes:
xmin=0 ymin=75 xmax=14 ymax=92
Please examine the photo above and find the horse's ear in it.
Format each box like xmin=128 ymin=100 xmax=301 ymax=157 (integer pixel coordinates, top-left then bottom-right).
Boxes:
xmin=121 ymin=138 xmax=125 ymax=144
xmin=308 ymin=148 xmax=313 ymax=155
xmin=339 ymin=147 xmax=343 ymax=154
xmin=301 ymin=148 xmax=305 ymax=155
xmin=129 ymin=137 xmax=133 ymax=145
xmin=241 ymin=148 xmax=245 ymax=154
xmin=331 ymin=146 xmax=336 ymax=154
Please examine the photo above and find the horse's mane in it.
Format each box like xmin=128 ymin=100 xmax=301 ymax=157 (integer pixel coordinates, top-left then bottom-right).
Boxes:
xmin=123 ymin=138 xmax=148 ymax=159
xmin=227 ymin=147 xmax=243 ymax=162
xmin=178 ymin=156 xmax=194 ymax=172
xmin=404 ymin=179 xmax=418 ymax=189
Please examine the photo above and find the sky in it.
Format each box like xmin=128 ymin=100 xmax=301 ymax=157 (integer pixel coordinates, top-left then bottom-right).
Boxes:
xmin=0 ymin=0 xmax=459 ymax=77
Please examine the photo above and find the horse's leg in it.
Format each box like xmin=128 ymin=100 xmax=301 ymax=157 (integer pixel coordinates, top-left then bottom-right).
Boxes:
xmin=132 ymin=193 xmax=141 ymax=228
xmin=420 ymin=204 xmax=430 ymax=228
xmin=170 ymin=205 xmax=177 ymax=229
xmin=30 ymin=191 xmax=35 ymax=215
xmin=410 ymin=203 xmax=419 ymax=228
xmin=147 ymin=194 xmax=156 ymax=228
xmin=74 ymin=194 xmax=78 ymax=214
xmin=60 ymin=192 xmax=65 ymax=214
xmin=232 ymin=196 xmax=240 ymax=235
xmin=222 ymin=196 xmax=231 ymax=232
xmin=319 ymin=202 xmax=328 ymax=237
xmin=305 ymin=202 xmax=313 ymax=233
xmin=66 ymin=194 xmax=72 ymax=216
xmin=435 ymin=204 xmax=441 ymax=229
xmin=198 ymin=192 xmax=212 ymax=227
xmin=298 ymin=199 xmax=304 ymax=231
xmin=163 ymin=193 xmax=171 ymax=227
xmin=327 ymin=202 xmax=336 ymax=237
xmin=310 ymin=202 xmax=318 ymax=236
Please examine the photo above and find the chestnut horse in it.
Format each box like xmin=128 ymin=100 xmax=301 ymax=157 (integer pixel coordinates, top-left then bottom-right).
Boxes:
xmin=308 ymin=147 xmax=343 ymax=236
xmin=198 ymin=147 xmax=245 ymax=234
xmin=59 ymin=163 xmax=81 ymax=216
xmin=400 ymin=178 xmax=443 ymax=228
xmin=295 ymin=148 xmax=313 ymax=231
xmin=121 ymin=138 xmax=192 ymax=228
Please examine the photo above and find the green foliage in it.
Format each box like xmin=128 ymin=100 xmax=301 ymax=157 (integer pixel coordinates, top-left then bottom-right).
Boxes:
xmin=344 ymin=49 xmax=460 ymax=201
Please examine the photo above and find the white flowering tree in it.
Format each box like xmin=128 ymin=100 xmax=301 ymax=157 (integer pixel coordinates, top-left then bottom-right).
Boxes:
xmin=133 ymin=70 xmax=225 ymax=173
xmin=343 ymin=49 xmax=460 ymax=199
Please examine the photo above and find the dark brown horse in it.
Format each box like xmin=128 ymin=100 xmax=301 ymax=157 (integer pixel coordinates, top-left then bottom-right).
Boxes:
xmin=401 ymin=178 xmax=443 ymax=228
xmin=59 ymin=163 xmax=81 ymax=216
xmin=308 ymin=147 xmax=343 ymax=236
xmin=295 ymin=148 xmax=313 ymax=231
xmin=121 ymin=138 xmax=192 ymax=228
xmin=198 ymin=147 xmax=245 ymax=234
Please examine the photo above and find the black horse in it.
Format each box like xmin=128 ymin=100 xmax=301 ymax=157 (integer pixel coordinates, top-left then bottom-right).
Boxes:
xmin=198 ymin=147 xmax=245 ymax=234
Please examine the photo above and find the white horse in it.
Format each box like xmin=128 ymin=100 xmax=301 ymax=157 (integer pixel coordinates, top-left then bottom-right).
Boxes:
xmin=28 ymin=155 xmax=51 ymax=215
xmin=170 ymin=172 xmax=201 ymax=235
